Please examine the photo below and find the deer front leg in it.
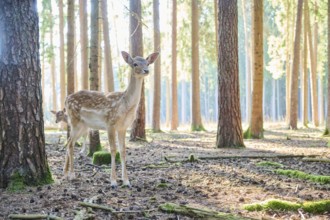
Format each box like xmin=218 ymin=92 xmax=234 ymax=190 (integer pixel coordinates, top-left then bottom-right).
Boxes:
xmin=118 ymin=130 xmax=130 ymax=187
xmin=107 ymin=129 xmax=118 ymax=188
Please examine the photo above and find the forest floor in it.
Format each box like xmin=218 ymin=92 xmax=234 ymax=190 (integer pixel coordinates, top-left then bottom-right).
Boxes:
xmin=1 ymin=123 xmax=330 ymax=220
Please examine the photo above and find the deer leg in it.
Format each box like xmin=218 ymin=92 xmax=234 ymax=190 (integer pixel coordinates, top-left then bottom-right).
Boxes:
xmin=118 ymin=130 xmax=130 ymax=187
xmin=79 ymin=129 xmax=89 ymax=155
xmin=63 ymin=137 xmax=72 ymax=177
xmin=107 ymin=128 xmax=117 ymax=188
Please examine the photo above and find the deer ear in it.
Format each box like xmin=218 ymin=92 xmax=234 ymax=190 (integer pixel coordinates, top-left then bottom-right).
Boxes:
xmin=121 ymin=51 xmax=134 ymax=66
xmin=146 ymin=52 xmax=159 ymax=65
xmin=51 ymin=110 xmax=56 ymax=114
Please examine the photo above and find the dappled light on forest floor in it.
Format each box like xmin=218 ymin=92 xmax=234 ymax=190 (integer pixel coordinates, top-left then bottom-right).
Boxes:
xmin=1 ymin=125 xmax=329 ymax=219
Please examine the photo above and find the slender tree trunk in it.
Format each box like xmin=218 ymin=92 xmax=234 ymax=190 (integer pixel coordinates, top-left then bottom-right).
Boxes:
xmin=191 ymin=0 xmax=204 ymax=131
xmin=242 ymin=0 xmax=251 ymax=122
xmin=0 ymin=0 xmax=52 ymax=188
xmin=42 ymin=35 xmax=46 ymax=112
xmin=302 ymin=2 xmax=308 ymax=126
xmin=171 ymin=0 xmax=179 ymax=130
xmin=181 ymin=80 xmax=186 ymax=124
xmin=98 ymin=9 xmax=102 ymax=91
xmin=89 ymin=0 xmax=101 ymax=154
xmin=79 ymin=0 xmax=88 ymax=90
xmin=305 ymin=0 xmax=319 ymax=127
xmin=289 ymin=0 xmax=303 ymax=129
xmin=272 ymin=79 xmax=276 ymax=121
xmin=250 ymin=0 xmax=263 ymax=138
xmin=217 ymin=0 xmax=244 ymax=148
xmin=129 ymin=0 xmax=146 ymax=141
xmin=152 ymin=0 xmax=161 ymax=132
xmin=286 ymin=0 xmax=292 ymax=124
xmin=326 ymin=0 xmax=330 ymax=132
xmin=67 ymin=0 xmax=75 ymax=102
xmin=102 ymin=0 xmax=114 ymax=92
xmin=59 ymin=0 xmax=66 ymax=110
xmin=50 ymin=14 xmax=57 ymax=112
xmin=166 ymin=76 xmax=171 ymax=127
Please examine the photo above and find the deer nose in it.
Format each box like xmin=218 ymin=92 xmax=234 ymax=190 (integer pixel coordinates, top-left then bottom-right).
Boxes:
xmin=144 ymin=69 xmax=149 ymax=74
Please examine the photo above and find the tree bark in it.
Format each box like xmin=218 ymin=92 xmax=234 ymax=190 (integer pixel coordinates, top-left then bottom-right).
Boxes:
xmin=59 ymin=0 xmax=66 ymax=110
xmin=0 ymin=0 xmax=51 ymax=188
xmin=89 ymin=0 xmax=101 ymax=154
xmin=302 ymin=2 xmax=308 ymax=126
xmin=79 ymin=0 xmax=88 ymax=90
xmin=250 ymin=0 xmax=263 ymax=138
xmin=129 ymin=0 xmax=146 ymax=141
xmin=285 ymin=0 xmax=292 ymax=125
xmin=305 ymin=0 xmax=319 ymax=127
xmin=101 ymin=0 xmax=114 ymax=92
xmin=191 ymin=0 xmax=204 ymax=131
xmin=152 ymin=0 xmax=161 ymax=132
xmin=216 ymin=0 xmax=244 ymax=148
xmin=327 ymin=0 xmax=330 ymax=132
xmin=289 ymin=0 xmax=303 ymax=129
xmin=171 ymin=0 xmax=179 ymax=130
xmin=50 ymin=4 xmax=57 ymax=112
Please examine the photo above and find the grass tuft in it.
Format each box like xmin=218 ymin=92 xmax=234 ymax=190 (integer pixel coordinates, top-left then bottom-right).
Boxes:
xmin=275 ymin=169 xmax=330 ymax=184
xmin=256 ymin=161 xmax=284 ymax=168
xmin=92 ymin=151 xmax=120 ymax=165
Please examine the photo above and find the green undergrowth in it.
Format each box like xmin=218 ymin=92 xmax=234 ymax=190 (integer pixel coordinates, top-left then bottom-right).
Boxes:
xmin=92 ymin=151 xmax=120 ymax=165
xmin=7 ymin=166 xmax=54 ymax=192
xmin=256 ymin=161 xmax=284 ymax=168
xmin=244 ymin=199 xmax=330 ymax=214
xmin=191 ymin=125 xmax=206 ymax=132
xmin=88 ymin=144 xmax=103 ymax=157
xmin=243 ymin=127 xmax=263 ymax=139
xmin=323 ymin=128 xmax=329 ymax=136
xmin=275 ymin=169 xmax=330 ymax=184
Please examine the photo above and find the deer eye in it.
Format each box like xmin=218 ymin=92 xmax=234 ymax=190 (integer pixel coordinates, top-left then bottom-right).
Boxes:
xmin=133 ymin=63 xmax=138 ymax=67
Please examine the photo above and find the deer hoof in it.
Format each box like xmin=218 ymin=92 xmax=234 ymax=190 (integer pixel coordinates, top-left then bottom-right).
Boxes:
xmin=111 ymin=181 xmax=118 ymax=189
xmin=68 ymin=172 xmax=76 ymax=180
xmin=123 ymin=180 xmax=131 ymax=188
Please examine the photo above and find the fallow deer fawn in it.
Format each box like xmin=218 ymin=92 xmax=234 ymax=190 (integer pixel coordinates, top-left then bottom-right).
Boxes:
xmin=64 ymin=51 xmax=159 ymax=187
xmin=51 ymin=109 xmax=88 ymax=155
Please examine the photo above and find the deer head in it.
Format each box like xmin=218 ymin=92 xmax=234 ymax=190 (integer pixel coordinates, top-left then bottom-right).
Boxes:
xmin=51 ymin=109 xmax=67 ymax=123
xmin=121 ymin=51 xmax=159 ymax=78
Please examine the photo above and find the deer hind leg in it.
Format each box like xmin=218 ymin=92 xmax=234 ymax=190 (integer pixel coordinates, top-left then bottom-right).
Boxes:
xmin=107 ymin=128 xmax=118 ymax=188
xmin=118 ymin=130 xmax=130 ymax=187
xmin=79 ymin=128 xmax=89 ymax=156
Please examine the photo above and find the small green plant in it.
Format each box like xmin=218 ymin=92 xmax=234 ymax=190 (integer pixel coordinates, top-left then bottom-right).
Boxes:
xmin=256 ymin=161 xmax=284 ymax=168
xmin=92 ymin=151 xmax=120 ymax=165
xmin=244 ymin=199 xmax=330 ymax=214
xmin=187 ymin=154 xmax=197 ymax=162
xmin=323 ymin=128 xmax=329 ymax=136
xmin=243 ymin=127 xmax=252 ymax=139
xmin=157 ymin=183 xmax=169 ymax=188
xmin=275 ymin=169 xmax=330 ymax=184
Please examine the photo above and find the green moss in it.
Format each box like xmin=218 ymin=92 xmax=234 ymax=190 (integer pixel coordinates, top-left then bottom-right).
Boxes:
xmin=256 ymin=161 xmax=284 ymax=168
xmin=88 ymin=144 xmax=103 ymax=157
xmin=302 ymin=200 xmax=330 ymax=214
xmin=244 ymin=199 xmax=300 ymax=212
xmin=7 ymin=172 xmax=26 ymax=192
xmin=244 ymin=199 xmax=330 ymax=214
xmin=243 ymin=127 xmax=263 ymax=139
xmin=191 ymin=125 xmax=206 ymax=132
xmin=157 ymin=183 xmax=169 ymax=188
xmin=187 ymin=154 xmax=198 ymax=162
xmin=275 ymin=169 xmax=330 ymax=184
xmin=92 ymin=151 xmax=120 ymax=165
xmin=323 ymin=128 xmax=329 ymax=136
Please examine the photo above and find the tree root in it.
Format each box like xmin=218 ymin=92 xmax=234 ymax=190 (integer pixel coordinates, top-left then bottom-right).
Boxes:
xmin=8 ymin=214 xmax=63 ymax=220
xmin=159 ymin=203 xmax=252 ymax=219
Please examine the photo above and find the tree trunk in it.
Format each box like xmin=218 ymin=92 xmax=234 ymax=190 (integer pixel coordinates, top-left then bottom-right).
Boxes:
xmin=250 ymin=0 xmax=263 ymax=138
xmin=242 ymin=0 xmax=251 ymax=122
xmin=289 ymin=0 xmax=303 ymax=129
xmin=302 ymin=2 xmax=308 ymax=126
xmin=171 ymin=0 xmax=179 ymax=130
xmin=191 ymin=0 xmax=204 ymax=131
xmin=101 ymin=0 xmax=114 ymax=92
xmin=216 ymin=0 xmax=244 ymax=148
xmin=50 ymin=8 xmax=57 ymax=112
xmin=285 ymin=0 xmax=292 ymax=124
xmin=59 ymin=0 xmax=66 ymax=110
xmin=152 ymin=0 xmax=161 ymax=132
xmin=0 ymin=0 xmax=52 ymax=188
xmin=89 ymin=0 xmax=101 ymax=154
xmin=326 ymin=0 xmax=330 ymax=132
xmin=305 ymin=0 xmax=319 ymax=127
xmin=129 ymin=0 xmax=146 ymax=141
xmin=79 ymin=0 xmax=88 ymax=90
xmin=166 ymin=76 xmax=171 ymax=127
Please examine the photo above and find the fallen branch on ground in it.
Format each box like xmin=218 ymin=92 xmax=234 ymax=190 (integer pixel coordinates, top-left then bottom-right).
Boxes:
xmin=8 ymin=214 xmax=63 ymax=220
xmin=302 ymin=157 xmax=330 ymax=163
xmin=79 ymin=202 xmax=115 ymax=213
xmin=159 ymin=203 xmax=252 ymax=219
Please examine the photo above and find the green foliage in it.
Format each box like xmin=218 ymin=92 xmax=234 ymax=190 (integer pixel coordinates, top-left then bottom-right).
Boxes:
xmin=323 ymin=128 xmax=329 ymax=136
xmin=256 ymin=161 xmax=284 ymax=168
xmin=191 ymin=125 xmax=206 ymax=132
xmin=88 ymin=144 xmax=102 ymax=157
xmin=187 ymin=154 xmax=197 ymax=162
xmin=92 ymin=151 xmax=120 ymax=165
xmin=157 ymin=183 xmax=169 ymax=188
xmin=7 ymin=172 xmax=26 ymax=192
xmin=244 ymin=199 xmax=330 ymax=214
xmin=243 ymin=127 xmax=251 ymax=139
xmin=275 ymin=169 xmax=330 ymax=184
xmin=302 ymin=200 xmax=330 ymax=214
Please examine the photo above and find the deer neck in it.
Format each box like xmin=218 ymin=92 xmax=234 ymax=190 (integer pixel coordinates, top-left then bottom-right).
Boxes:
xmin=123 ymin=74 xmax=144 ymax=109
